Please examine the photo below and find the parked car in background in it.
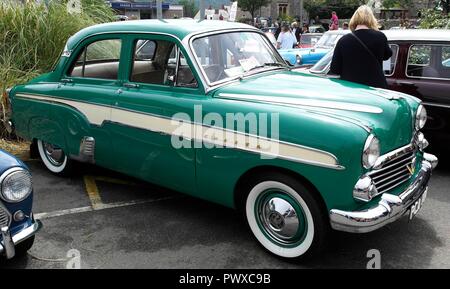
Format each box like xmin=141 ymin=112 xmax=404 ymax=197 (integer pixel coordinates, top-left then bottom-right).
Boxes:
xmin=261 ymin=27 xmax=278 ymax=35
xmin=7 ymin=20 xmax=437 ymax=259
xmin=298 ymin=33 xmax=323 ymax=49
xmin=0 ymin=149 xmax=41 ymax=259
xmin=309 ymin=25 xmax=325 ymax=33
xmin=298 ymin=29 xmax=450 ymax=153
xmin=279 ymin=30 xmax=350 ymax=66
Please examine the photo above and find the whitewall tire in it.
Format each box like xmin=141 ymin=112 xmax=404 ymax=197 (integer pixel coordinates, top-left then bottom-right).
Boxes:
xmin=244 ymin=174 xmax=328 ymax=259
xmin=37 ymin=139 xmax=71 ymax=175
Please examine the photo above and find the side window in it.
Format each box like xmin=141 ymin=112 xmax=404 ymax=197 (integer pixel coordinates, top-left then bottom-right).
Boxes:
xmin=130 ymin=39 xmax=197 ymax=87
xmin=407 ymin=45 xmax=432 ymax=78
xmin=177 ymin=51 xmax=198 ymax=88
xmin=407 ymin=44 xmax=450 ymax=79
xmin=442 ymin=46 xmax=450 ymax=68
xmin=131 ymin=39 xmax=175 ymax=85
xmin=69 ymin=39 xmax=122 ymax=79
xmin=135 ymin=40 xmax=156 ymax=60
xmin=383 ymin=44 xmax=398 ymax=76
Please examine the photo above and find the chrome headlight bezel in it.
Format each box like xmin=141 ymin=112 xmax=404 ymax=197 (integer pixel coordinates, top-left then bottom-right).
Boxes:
xmin=0 ymin=167 xmax=32 ymax=203
xmin=296 ymin=55 xmax=302 ymax=65
xmin=415 ymin=104 xmax=427 ymax=130
xmin=362 ymin=134 xmax=380 ymax=169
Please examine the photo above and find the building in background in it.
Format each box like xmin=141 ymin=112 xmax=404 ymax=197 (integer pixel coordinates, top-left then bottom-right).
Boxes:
xmin=107 ymin=1 xmax=183 ymax=19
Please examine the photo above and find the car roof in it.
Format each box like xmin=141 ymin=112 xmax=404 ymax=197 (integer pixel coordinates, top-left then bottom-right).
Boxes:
xmin=382 ymin=29 xmax=449 ymax=42
xmin=323 ymin=29 xmax=351 ymax=35
xmin=66 ymin=19 xmax=256 ymax=50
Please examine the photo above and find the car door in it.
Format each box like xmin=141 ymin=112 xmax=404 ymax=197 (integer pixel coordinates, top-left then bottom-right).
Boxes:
xmin=397 ymin=43 xmax=450 ymax=144
xmin=108 ymin=34 xmax=201 ymax=194
xmin=55 ymin=35 xmax=126 ymax=169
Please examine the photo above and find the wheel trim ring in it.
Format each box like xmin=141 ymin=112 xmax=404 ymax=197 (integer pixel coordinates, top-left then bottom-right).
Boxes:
xmin=255 ymin=190 xmax=307 ymax=248
xmin=43 ymin=142 xmax=65 ymax=167
xmin=246 ymin=180 xmax=315 ymax=258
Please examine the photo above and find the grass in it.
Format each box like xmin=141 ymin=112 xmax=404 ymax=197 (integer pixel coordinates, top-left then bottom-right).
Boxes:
xmin=0 ymin=138 xmax=31 ymax=158
xmin=0 ymin=0 xmax=115 ymax=140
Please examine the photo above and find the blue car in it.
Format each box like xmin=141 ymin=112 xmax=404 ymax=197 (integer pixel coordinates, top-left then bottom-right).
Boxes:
xmin=279 ymin=30 xmax=350 ymax=66
xmin=0 ymin=149 xmax=41 ymax=259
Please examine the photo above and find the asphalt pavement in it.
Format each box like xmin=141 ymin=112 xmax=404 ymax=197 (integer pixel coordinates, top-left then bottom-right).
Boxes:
xmin=0 ymin=154 xmax=449 ymax=269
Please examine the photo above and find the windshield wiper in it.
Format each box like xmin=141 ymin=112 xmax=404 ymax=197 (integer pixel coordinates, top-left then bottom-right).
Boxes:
xmin=246 ymin=62 xmax=286 ymax=73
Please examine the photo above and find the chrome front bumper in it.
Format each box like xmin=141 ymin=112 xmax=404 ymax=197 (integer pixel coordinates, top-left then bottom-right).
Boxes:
xmin=330 ymin=153 xmax=437 ymax=233
xmin=0 ymin=219 xmax=42 ymax=259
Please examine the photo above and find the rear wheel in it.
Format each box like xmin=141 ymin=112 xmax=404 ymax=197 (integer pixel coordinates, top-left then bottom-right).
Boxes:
xmin=37 ymin=139 xmax=72 ymax=175
xmin=244 ymin=173 xmax=328 ymax=259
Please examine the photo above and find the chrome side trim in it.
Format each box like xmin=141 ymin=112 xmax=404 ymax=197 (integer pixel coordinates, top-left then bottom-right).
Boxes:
xmin=330 ymin=154 xmax=436 ymax=233
xmin=14 ymin=93 xmax=344 ymax=170
xmin=217 ymin=93 xmax=384 ymax=114
xmin=422 ymin=102 xmax=450 ymax=109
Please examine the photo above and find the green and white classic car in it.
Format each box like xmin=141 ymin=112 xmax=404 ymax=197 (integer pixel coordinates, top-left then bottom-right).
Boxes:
xmin=5 ymin=20 xmax=438 ymax=259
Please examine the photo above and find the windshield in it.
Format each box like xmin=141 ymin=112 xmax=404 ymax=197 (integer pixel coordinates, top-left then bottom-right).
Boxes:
xmin=300 ymin=35 xmax=320 ymax=45
xmin=315 ymin=33 xmax=342 ymax=48
xmin=192 ymin=31 xmax=285 ymax=84
xmin=310 ymin=49 xmax=334 ymax=74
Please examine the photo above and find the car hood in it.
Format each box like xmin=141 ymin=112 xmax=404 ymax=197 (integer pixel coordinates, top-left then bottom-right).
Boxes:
xmin=0 ymin=149 xmax=26 ymax=175
xmin=213 ymin=70 xmax=417 ymax=154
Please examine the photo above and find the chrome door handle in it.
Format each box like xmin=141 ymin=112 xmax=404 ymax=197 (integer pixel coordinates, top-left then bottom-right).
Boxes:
xmin=123 ymin=83 xmax=139 ymax=89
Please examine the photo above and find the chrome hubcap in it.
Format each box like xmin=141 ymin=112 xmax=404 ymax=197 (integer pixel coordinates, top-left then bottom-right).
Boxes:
xmin=261 ymin=197 xmax=300 ymax=242
xmin=43 ymin=142 xmax=65 ymax=166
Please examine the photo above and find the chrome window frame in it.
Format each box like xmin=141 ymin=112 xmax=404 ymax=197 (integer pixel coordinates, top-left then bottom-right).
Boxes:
xmin=406 ymin=43 xmax=450 ymax=82
xmin=384 ymin=44 xmax=399 ymax=77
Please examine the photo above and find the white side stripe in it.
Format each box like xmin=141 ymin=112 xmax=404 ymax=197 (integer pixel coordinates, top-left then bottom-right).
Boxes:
xmin=15 ymin=93 xmax=343 ymax=169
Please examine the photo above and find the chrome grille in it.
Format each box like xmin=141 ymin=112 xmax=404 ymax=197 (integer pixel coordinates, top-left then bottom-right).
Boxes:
xmin=0 ymin=206 xmax=10 ymax=228
xmin=369 ymin=149 xmax=416 ymax=195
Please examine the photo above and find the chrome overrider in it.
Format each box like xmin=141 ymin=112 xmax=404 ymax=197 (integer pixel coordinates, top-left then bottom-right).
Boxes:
xmin=0 ymin=219 xmax=42 ymax=259
xmin=329 ymin=153 xmax=438 ymax=233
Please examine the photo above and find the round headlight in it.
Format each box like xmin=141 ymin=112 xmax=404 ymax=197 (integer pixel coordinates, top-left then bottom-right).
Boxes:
xmin=1 ymin=168 xmax=32 ymax=203
xmin=415 ymin=104 xmax=427 ymax=130
xmin=296 ymin=55 xmax=302 ymax=65
xmin=362 ymin=135 xmax=380 ymax=169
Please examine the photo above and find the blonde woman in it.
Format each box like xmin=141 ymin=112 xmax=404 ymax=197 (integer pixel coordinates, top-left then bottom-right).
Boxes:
xmin=330 ymin=5 xmax=392 ymax=88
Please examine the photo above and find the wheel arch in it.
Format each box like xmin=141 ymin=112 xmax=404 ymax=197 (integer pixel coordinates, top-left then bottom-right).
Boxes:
xmin=233 ymin=165 xmax=328 ymax=218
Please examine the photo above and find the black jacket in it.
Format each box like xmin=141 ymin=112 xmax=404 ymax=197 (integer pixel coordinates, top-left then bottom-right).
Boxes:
xmin=330 ymin=29 xmax=392 ymax=88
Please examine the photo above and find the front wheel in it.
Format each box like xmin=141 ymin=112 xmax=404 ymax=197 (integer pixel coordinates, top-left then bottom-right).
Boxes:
xmin=245 ymin=173 xmax=328 ymax=259
xmin=37 ymin=139 xmax=72 ymax=175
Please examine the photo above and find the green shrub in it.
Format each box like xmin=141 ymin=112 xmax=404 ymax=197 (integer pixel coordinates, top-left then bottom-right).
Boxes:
xmin=0 ymin=0 xmax=115 ymax=137
xmin=419 ymin=9 xmax=450 ymax=29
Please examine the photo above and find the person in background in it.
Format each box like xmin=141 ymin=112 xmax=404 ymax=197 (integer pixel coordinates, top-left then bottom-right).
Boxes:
xmin=302 ymin=23 xmax=310 ymax=34
xmin=277 ymin=23 xmax=297 ymax=50
xmin=342 ymin=22 xmax=349 ymax=30
xmin=330 ymin=5 xmax=392 ymax=88
xmin=274 ymin=22 xmax=281 ymax=40
xmin=330 ymin=11 xmax=339 ymax=30
xmin=291 ymin=22 xmax=301 ymax=43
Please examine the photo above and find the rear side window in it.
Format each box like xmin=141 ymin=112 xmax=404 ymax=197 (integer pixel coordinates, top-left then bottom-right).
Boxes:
xmin=69 ymin=39 xmax=122 ymax=79
xmin=407 ymin=44 xmax=450 ymax=80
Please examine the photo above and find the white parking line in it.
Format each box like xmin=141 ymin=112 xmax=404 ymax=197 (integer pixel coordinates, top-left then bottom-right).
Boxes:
xmin=34 ymin=197 xmax=177 ymax=220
